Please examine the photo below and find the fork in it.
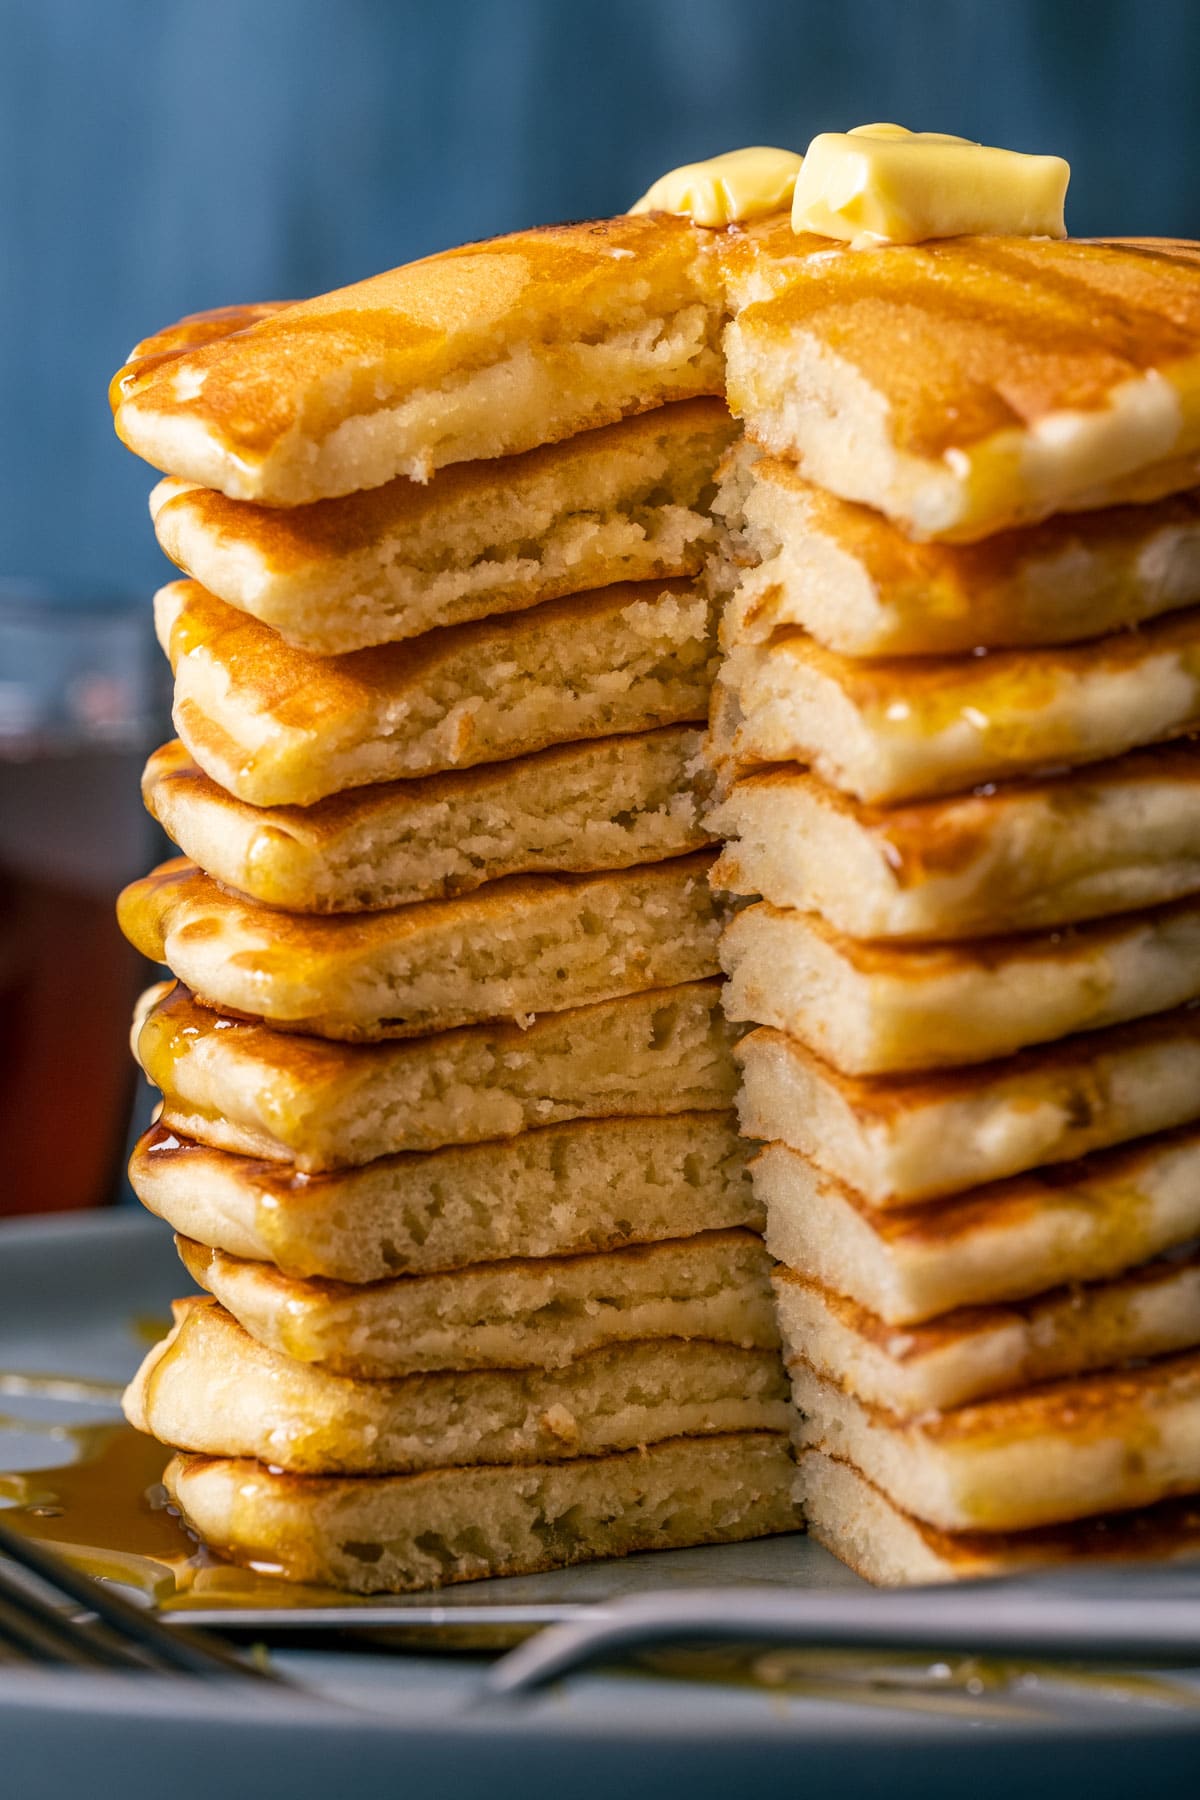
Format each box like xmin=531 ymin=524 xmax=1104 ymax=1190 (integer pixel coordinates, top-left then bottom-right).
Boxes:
xmin=0 ymin=1513 xmax=281 ymax=1678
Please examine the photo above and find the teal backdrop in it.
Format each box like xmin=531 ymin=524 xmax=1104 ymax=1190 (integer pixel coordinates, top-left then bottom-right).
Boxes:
xmin=3 ymin=0 xmax=1200 ymax=593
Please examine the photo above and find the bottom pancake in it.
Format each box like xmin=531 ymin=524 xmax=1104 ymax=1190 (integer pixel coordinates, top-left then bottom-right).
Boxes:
xmin=165 ymin=1431 xmax=798 ymax=1594
xmin=125 ymin=1297 xmax=791 ymax=1474
xmin=791 ymin=1351 xmax=1200 ymax=1533
xmin=796 ymin=1451 xmax=1200 ymax=1585
xmin=178 ymin=1228 xmax=778 ymax=1376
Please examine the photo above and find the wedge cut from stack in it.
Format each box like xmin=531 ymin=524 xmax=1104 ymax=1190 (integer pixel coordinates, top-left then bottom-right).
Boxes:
xmin=113 ymin=214 xmax=799 ymax=1593
xmin=713 ymin=232 xmax=1200 ymax=1583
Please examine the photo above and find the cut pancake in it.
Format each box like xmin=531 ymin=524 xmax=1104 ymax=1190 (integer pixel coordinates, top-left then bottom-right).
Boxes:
xmin=712 ymin=603 xmax=1200 ymax=804
xmin=723 ymin=234 xmax=1200 ymax=542
xmin=151 ymin=400 xmax=736 ymax=653
xmin=736 ymin=1012 xmax=1200 ymax=1205
xmin=775 ymin=1258 xmax=1200 ymax=1412
xmin=159 ymin=580 xmax=716 ymax=807
xmin=757 ymin=1129 xmax=1200 ymax=1324
xmin=790 ymin=1349 xmax=1200 ymax=1533
xmin=112 ymin=213 xmax=724 ymax=503
xmin=795 ymin=1451 xmax=1200 ymax=1585
xmin=177 ymin=1229 xmax=777 ymax=1376
xmin=715 ymin=447 xmax=1200 ymax=657
xmin=165 ymin=1431 xmax=797 ymax=1595
xmin=142 ymin=730 xmax=710 ymax=915
xmin=119 ymin=852 xmax=723 ymax=1041
xmin=134 ymin=979 xmax=737 ymax=1171
xmin=720 ymin=895 xmax=1200 ymax=1075
xmin=125 ymin=1296 xmax=790 ymax=1474
xmin=129 ymin=1111 xmax=757 ymax=1282
xmin=709 ymin=747 xmax=1200 ymax=941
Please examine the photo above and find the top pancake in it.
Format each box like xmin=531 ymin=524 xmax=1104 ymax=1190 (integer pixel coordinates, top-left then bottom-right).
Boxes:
xmin=725 ymin=235 xmax=1200 ymax=542
xmin=111 ymin=214 xmax=724 ymax=503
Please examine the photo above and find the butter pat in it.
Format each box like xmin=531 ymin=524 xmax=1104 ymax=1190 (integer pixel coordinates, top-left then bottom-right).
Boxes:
xmin=790 ymin=123 xmax=1069 ymax=246
xmin=630 ymin=147 xmax=803 ymax=228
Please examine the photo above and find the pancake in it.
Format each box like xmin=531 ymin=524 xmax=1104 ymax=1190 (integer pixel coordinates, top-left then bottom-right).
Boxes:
xmin=775 ymin=1257 xmax=1200 ymax=1412
xmin=723 ymin=234 xmax=1200 ymax=542
xmin=142 ymin=729 xmax=711 ymax=914
xmin=177 ymin=1228 xmax=777 ymax=1376
xmin=165 ymin=1431 xmax=797 ymax=1594
xmin=720 ymin=895 xmax=1200 ymax=1076
xmin=736 ymin=1013 xmax=1200 ymax=1206
xmin=111 ymin=213 xmax=725 ymax=503
xmin=134 ymin=979 xmax=737 ymax=1171
xmin=711 ymin=603 xmax=1200 ymax=805
xmin=159 ymin=579 xmax=716 ymax=807
xmin=128 ymin=1111 xmax=757 ymax=1282
xmin=791 ymin=1349 xmax=1200 ymax=1532
xmin=151 ymin=400 xmax=736 ymax=653
xmin=125 ymin=1296 xmax=790 ymax=1474
xmin=715 ymin=446 xmax=1200 ymax=657
xmin=795 ymin=1451 xmax=1200 ymax=1585
xmin=709 ymin=747 xmax=1200 ymax=941
xmin=119 ymin=851 xmax=724 ymax=1041
xmin=757 ymin=1129 xmax=1200 ymax=1324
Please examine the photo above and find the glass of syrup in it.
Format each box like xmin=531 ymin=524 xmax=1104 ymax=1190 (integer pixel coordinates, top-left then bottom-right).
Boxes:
xmin=0 ymin=582 xmax=169 ymax=1215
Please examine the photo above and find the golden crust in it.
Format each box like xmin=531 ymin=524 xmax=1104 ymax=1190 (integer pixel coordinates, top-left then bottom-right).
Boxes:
xmin=112 ymin=214 xmax=724 ymax=500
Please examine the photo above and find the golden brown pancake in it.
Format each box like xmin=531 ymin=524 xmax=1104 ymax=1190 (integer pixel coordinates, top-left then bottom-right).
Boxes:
xmin=126 ymin=1297 xmax=790 ymax=1475
xmin=721 ymin=894 xmax=1200 ymax=1075
xmin=775 ymin=1257 xmax=1200 ymax=1412
xmin=165 ymin=1431 xmax=797 ymax=1594
xmin=791 ymin=1348 xmax=1200 ymax=1533
xmin=129 ymin=1111 xmax=756 ymax=1282
xmin=795 ymin=1451 xmax=1200 ymax=1585
xmin=177 ymin=1228 xmax=777 ymax=1376
xmin=143 ymin=729 xmax=710 ymax=915
xmin=715 ymin=444 xmax=1200 ymax=657
xmin=134 ymin=979 xmax=738 ymax=1171
xmin=711 ymin=602 xmax=1200 ymax=805
xmin=119 ymin=851 xmax=724 ymax=1040
xmin=757 ymin=1129 xmax=1200 ymax=1324
xmin=159 ymin=579 xmax=716 ymax=807
xmin=724 ymin=235 xmax=1200 ymax=541
xmin=112 ymin=214 xmax=725 ymax=502
xmin=709 ymin=747 xmax=1200 ymax=941
xmin=736 ymin=1011 xmax=1200 ymax=1205
xmin=151 ymin=400 xmax=736 ymax=653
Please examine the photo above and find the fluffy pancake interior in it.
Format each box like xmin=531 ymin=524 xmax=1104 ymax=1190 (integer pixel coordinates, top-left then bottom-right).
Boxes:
xmin=133 ymin=978 xmax=739 ymax=1171
xmin=125 ymin=1297 xmax=790 ymax=1474
xmin=128 ymin=1110 xmax=758 ymax=1282
xmin=175 ymin=1228 xmax=778 ymax=1376
xmin=151 ymin=400 xmax=737 ymax=653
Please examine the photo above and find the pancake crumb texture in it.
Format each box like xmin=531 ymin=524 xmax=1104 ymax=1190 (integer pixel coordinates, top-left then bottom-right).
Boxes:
xmin=125 ymin=1298 xmax=790 ymax=1474
xmin=164 ymin=1431 xmax=797 ymax=1593
xmin=142 ymin=728 xmax=710 ymax=914
xmin=119 ymin=852 xmax=725 ymax=1040
xmin=128 ymin=1110 xmax=757 ymax=1282
xmin=158 ymin=579 xmax=717 ymax=807
xmin=177 ymin=1228 xmax=778 ymax=1376
xmin=151 ymin=400 xmax=737 ymax=652
xmin=134 ymin=978 xmax=738 ymax=1170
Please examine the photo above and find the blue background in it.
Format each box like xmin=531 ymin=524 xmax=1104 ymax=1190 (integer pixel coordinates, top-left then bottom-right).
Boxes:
xmin=4 ymin=0 xmax=1200 ymax=595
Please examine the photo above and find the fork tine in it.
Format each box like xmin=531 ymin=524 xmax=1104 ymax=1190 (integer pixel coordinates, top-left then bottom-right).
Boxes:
xmin=0 ymin=1579 xmax=120 ymax=1669
xmin=0 ymin=1517 xmax=281 ymax=1681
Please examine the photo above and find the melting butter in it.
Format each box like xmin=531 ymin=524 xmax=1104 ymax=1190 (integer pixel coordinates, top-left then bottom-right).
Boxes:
xmin=630 ymin=147 xmax=803 ymax=227
xmin=791 ymin=123 xmax=1069 ymax=246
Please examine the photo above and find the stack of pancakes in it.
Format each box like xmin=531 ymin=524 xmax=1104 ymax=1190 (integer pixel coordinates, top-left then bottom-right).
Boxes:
xmin=110 ymin=214 xmax=797 ymax=1594
xmin=711 ymin=232 xmax=1200 ymax=1581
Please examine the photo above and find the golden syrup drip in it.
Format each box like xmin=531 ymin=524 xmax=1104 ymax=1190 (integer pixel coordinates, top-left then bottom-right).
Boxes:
xmin=0 ymin=1373 xmax=363 ymax=1612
